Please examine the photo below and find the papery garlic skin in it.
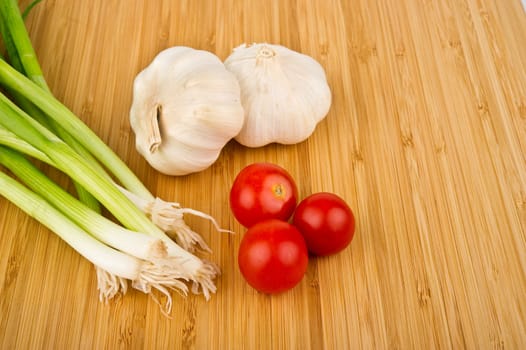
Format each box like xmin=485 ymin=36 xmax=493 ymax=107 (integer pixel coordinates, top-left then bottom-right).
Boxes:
xmin=130 ymin=47 xmax=245 ymax=175
xmin=224 ymin=43 xmax=331 ymax=148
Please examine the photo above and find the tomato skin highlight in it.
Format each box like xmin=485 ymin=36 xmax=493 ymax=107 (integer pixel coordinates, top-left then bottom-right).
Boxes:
xmin=238 ymin=219 xmax=309 ymax=294
xmin=293 ymin=192 xmax=355 ymax=256
xmin=230 ymin=163 xmax=298 ymax=228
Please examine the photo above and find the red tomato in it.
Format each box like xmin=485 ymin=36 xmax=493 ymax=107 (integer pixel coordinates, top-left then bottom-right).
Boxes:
xmin=230 ymin=163 xmax=298 ymax=228
xmin=238 ymin=219 xmax=309 ymax=293
xmin=293 ymin=192 xmax=355 ymax=256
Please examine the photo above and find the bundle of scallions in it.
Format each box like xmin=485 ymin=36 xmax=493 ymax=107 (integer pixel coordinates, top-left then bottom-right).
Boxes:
xmin=0 ymin=0 xmax=223 ymax=314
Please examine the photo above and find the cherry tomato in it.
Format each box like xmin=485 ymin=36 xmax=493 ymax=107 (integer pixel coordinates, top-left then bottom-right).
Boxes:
xmin=293 ymin=192 xmax=355 ymax=256
xmin=238 ymin=219 xmax=308 ymax=293
xmin=230 ymin=163 xmax=298 ymax=228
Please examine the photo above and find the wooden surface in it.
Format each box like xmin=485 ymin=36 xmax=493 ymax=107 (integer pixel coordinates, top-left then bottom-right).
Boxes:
xmin=1 ymin=0 xmax=526 ymax=348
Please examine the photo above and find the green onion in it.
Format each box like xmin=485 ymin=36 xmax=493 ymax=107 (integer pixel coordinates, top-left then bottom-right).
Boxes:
xmin=0 ymin=145 xmax=168 ymax=262
xmin=0 ymin=0 xmax=221 ymax=304
xmin=0 ymin=124 xmax=224 ymax=253
xmin=0 ymin=91 xmax=158 ymax=233
xmin=0 ymin=125 xmax=49 ymax=162
xmin=21 ymin=0 xmax=42 ymax=20
xmin=0 ymin=0 xmax=48 ymax=88
xmin=0 ymin=58 xmax=153 ymax=200
xmin=0 ymin=168 xmax=190 ymax=312
xmin=0 ymin=170 xmax=141 ymax=278
xmin=0 ymin=139 xmax=213 ymax=307
xmin=0 ymin=0 xmax=101 ymax=211
xmin=0 ymin=88 xmax=218 ymax=296
xmin=2 ymin=0 xmax=222 ymax=251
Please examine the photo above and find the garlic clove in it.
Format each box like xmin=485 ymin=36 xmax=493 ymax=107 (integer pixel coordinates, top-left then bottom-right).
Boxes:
xmin=224 ymin=43 xmax=332 ymax=148
xmin=130 ymin=46 xmax=245 ymax=175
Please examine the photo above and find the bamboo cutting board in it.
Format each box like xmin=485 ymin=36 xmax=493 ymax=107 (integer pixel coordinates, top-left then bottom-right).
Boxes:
xmin=1 ymin=0 xmax=526 ymax=348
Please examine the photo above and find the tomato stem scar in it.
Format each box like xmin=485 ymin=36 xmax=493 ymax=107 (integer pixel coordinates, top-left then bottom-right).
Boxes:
xmin=272 ymin=184 xmax=286 ymax=199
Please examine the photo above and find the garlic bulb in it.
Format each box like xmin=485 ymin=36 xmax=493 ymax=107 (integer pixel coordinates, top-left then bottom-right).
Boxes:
xmin=224 ymin=43 xmax=331 ymax=148
xmin=130 ymin=46 xmax=245 ymax=175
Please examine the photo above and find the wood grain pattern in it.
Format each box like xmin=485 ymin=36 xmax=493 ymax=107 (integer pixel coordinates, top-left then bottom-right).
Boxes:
xmin=1 ymin=0 xmax=525 ymax=348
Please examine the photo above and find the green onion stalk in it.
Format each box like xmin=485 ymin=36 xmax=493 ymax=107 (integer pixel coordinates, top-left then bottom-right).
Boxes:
xmin=0 ymin=164 xmax=188 ymax=314
xmin=0 ymin=0 xmax=223 ymax=305
xmin=0 ymin=58 xmax=220 ymax=252
xmin=1 ymin=0 xmax=221 ymax=244
xmin=0 ymin=0 xmax=101 ymax=211
xmin=0 ymin=145 xmax=193 ymax=310
xmin=1 ymin=2 xmax=222 ymax=249
xmin=0 ymin=82 xmax=218 ymax=300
